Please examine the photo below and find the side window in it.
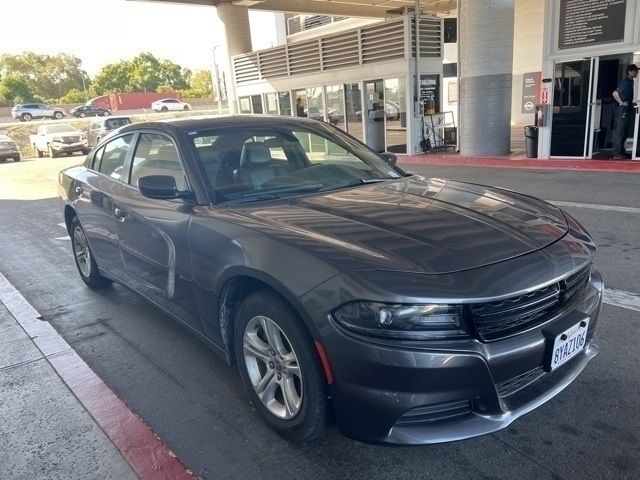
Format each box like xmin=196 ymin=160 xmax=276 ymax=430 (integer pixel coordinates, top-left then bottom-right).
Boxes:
xmin=91 ymin=146 xmax=105 ymax=171
xmin=129 ymin=133 xmax=187 ymax=191
xmin=98 ymin=134 xmax=133 ymax=181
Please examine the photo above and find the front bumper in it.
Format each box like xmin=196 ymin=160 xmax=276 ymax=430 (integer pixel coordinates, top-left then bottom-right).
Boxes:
xmin=51 ymin=142 xmax=87 ymax=153
xmin=303 ymin=268 xmax=603 ymax=445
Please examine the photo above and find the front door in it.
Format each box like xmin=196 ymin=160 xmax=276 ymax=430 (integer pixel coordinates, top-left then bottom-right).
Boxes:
xmin=550 ymin=60 xmax=593 ymax=157
xmin=74 ymin=134 xmax=134 ymax=279
xmin=114 ymin=131 xmax=201 ymax=332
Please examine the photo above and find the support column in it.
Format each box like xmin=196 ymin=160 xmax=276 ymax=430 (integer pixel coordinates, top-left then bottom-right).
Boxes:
xmin=217 ymin=3 xmax=253 ymax=114
xmin=459 ymin=0 xmax=515 ymax=155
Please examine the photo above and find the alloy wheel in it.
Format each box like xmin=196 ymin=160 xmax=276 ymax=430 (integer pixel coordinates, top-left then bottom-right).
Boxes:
xmin=73 ymin=226 xmax=91 ymax=277
xmin=243 ymin=315 xmax=303 ymax=419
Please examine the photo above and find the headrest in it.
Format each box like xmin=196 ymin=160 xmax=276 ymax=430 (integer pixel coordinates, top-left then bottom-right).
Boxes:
xmin=240 ymin=142 xmax=271 ymax=166
xmin=154 ymin=144 xmax=179 ymax=162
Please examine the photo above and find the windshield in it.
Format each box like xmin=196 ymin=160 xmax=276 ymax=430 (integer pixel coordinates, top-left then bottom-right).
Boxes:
xmin=188 ymin=122 xmax=402 ymax=204
xmin=45 ymin=124 xmax=77 ymax=133
xmin=105 ymin=118 xmax=131 ymax=129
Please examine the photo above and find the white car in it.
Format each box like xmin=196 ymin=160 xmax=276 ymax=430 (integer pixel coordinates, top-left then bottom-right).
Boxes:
xmin=151 ymin=98 xmax=191 ymax=112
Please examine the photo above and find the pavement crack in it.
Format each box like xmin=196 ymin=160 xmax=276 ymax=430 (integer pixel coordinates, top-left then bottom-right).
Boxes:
xmin=492 ymin=434 xmax=566 ymax=480
xmin=0 ymin=356 xmax=44 ymax=372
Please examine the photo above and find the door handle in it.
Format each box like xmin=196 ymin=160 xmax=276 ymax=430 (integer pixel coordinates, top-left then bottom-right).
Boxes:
xmin=75 ymin=186 xmax=83 ymax=195
xmin=113 ymin=208 xmax=127 ymax=222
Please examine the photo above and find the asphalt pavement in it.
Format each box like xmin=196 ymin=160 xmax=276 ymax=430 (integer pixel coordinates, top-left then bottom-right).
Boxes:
xmin=0 ymin=157 xmax=639 ymax=480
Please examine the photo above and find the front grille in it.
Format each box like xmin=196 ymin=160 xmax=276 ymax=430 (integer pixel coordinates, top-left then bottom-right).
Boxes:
xmin=470 ymin=265 xmax=591 ymax=341
xmin=61 ymin=136 xmax=80 ymax=143
xmin=395 ymin=399 xmax=472 ymax=426
xmin=496 ymin=366 xmax=545 ymax=397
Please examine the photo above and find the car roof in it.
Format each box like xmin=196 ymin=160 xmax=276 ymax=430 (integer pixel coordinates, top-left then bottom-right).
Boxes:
xmin=119 ymin=115 xmax=328 ymax=134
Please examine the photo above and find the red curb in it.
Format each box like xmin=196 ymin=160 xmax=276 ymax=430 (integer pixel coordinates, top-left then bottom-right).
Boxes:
xmin=47 ymin=349 xmax=196 ymax=480
xmin=399 ymin=154 xmax=640 ymax=172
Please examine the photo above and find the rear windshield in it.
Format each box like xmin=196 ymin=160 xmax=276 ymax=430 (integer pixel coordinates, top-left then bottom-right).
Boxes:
xmin=105 ymin=118 xmax=132 ymax=129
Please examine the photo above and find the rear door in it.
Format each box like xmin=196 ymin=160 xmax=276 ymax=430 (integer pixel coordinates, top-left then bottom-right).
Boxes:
xmin=72 ymin=133 xmax=135 ymax=279
xmin=113 ymin=131 xmax=202 ymax=331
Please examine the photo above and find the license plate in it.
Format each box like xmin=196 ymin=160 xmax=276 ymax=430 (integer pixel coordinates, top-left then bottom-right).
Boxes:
xmin=549 ymin=318 xmax=590 ymax=371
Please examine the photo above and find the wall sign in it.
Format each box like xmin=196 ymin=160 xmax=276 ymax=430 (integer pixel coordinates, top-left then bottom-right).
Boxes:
xmin=521 ymin=72 xmax=541 ymax=114
xmin=419 ymin=75 xmax=440 ymax=114
xmin=558 ymin=0 xmax=626 ymax=50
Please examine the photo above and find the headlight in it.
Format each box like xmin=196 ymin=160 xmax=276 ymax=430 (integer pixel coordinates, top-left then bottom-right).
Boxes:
xmin=333 ymin=301 xmax=467 ymax=340
xmin=52 ymin=136 xmax=63 ymax=142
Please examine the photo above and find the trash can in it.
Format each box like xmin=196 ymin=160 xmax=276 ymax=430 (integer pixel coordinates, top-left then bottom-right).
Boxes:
xmin=524 ymin=125 xmax=538 ymax=158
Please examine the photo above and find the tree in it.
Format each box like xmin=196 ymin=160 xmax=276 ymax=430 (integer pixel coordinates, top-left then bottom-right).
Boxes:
xmin=0 ymin=52 xmax=85 ymax=100
xmin=89 ymin=62 xmax=132 ymax=96
xmin=183 ymin=69 xmax=214 ymax=98
xmin=89 ymin=53 xmax=190 ymax=96
xmin=0 ymin=73 xmax=35 ymax=104
xmin=59 ymin=88 xmax=87 ymax=104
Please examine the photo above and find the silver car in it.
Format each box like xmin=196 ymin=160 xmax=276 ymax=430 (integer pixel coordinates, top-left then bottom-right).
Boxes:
xmin=11 ymin=103 xmax=66 ymax=122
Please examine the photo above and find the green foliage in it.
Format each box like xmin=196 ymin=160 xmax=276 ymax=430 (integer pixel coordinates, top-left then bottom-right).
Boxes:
xmin=89 ymin=52 xmax=189 ymax=96
xmin=0 ymin=52 xmax=86 ymax=101
xmin=0 ymin=73 xmax=36 ymax=104
xmin=59 ymin=88 xmax=87 ymax=104
xmin=183 ymin=69 xmax=214 ymax=98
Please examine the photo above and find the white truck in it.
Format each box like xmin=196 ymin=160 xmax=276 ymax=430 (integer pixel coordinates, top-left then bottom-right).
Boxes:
xmin=30 ymin=124 xmax=90 ymax=158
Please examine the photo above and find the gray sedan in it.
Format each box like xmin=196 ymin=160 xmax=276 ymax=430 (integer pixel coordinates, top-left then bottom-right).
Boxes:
xmin=58 ymin=116 xmax=602 ymax=444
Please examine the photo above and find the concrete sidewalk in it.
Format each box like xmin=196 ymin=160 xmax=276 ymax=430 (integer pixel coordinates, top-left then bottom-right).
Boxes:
xmin=0 ymin=302 xmax=137 ymax=480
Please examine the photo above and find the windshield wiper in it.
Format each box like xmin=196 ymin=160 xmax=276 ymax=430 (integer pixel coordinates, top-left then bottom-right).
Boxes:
xmin=316 ymin=178 xmax=389 ymax=192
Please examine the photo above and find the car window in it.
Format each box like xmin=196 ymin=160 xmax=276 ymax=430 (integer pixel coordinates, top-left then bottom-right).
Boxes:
xmin=129 ymin=133 xmax=187 ymax=191
xmin=188 ymin=124 xmax=400 ymax=203
xmin=98 ymin=134 xmax=133 ymax=181
xmin=105 ymin=118 xmax=131 ymax=129
xmin=91 ymin=146 xmax=105 ymax=171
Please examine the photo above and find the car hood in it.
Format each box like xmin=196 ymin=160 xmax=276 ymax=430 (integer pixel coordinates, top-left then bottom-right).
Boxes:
xmin=232 ymin=176 xmax=569 ymax=274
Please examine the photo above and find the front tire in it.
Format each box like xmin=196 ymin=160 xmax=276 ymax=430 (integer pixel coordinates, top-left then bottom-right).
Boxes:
xmin=79 ymin=112 xmax=86 ymax=118
xmin=22 ymin=113 xmax=33 ymax=122
xmin=183 ymin=105 xmax=189 ymax=111
xmin=102 ymin=111 xmax=110 ymax=116
xmin=161 ymin=106 xmax=168 ymax=112
xmin=48 ymin=144 xmax=57 ymax=158
xmin=54 ymin=111 xmax=64 ymax=119
xmin=70 ymin=217 xmax=112 ymax=288
xmin=234 ymin=290 xmax=327 ymax=442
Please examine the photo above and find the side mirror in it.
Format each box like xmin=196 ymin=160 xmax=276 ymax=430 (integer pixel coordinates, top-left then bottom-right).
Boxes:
xmin=380 ymin=152 xmax=398 ymax=166
xmin=138 ymin=175 xmax=191 ymax=200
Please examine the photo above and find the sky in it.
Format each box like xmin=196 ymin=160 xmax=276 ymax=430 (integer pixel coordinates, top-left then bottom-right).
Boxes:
xmin=0 ymin=0 xmax=280 ymax=76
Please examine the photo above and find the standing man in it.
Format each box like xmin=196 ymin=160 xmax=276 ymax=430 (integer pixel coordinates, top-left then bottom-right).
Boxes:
xmin=612 ymin=64 xmax=638 ymax=159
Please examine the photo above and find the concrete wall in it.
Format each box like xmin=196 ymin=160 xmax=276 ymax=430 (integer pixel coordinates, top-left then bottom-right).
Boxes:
xmin=510 ymin=0 xmax=545 ymax=127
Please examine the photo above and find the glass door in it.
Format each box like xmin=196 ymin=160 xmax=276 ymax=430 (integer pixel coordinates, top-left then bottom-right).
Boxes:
xmin=550 ymin=59 xmax=593 ymax=157
xmin=364 ymin=79 xmax=385 ymax=152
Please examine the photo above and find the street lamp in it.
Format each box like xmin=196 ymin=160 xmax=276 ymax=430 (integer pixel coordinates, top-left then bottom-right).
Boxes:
xmin=211 ymin=46 xmax=224 ymax=114
xmin=80 ymin=70 xmax=88 ymax=103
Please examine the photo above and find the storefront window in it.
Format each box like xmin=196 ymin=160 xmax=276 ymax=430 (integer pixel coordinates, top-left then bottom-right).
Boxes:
xmin=384 ymin=78 xmax=407 ymax=153
xmin=293 ymin=89 xmax=307 ymax=117
xmin=239 ymin=97 xmax=252 ymax=114
xmin=251 ymin=95 xmax=263 ymax=114
xmin=264 ymin=93 xmax=279 ymax=114
xmin=344 ymin=83 xmax=363 ymax=141
xmin=278 ymin=91 xmax=291 ymax=116
xmin=325 ymin=85 xmax=345 ymax=129
xmin=306 ymin=87 xmax=324 ymax=122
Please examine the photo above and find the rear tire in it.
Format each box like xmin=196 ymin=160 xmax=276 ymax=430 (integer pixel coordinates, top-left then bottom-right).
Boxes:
xmin=183 ymin=105 xmax=189 ymax=111
xmin=54 ymin=111 xmax=64 ymax=120
xmin=70 ymin=217 xmax=112 ymax=288
xmin=102 ymin=111 xmax=110 ymax=116
xmin=234 ymin=290 xmax=327 ymax=442
xmin=15 ymin=156 xmax=21 ymax=162
xmin=48 ymin=144 xmax=58 ymax=158
xmin=161 ymin=106 xmax=168 ymax=112
xmin=79 ymin=112 xmax=86 ymax=118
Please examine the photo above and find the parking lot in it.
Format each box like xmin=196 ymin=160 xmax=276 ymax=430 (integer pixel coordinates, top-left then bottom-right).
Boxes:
xmin=1 ymin=156 xmax=639 ymax=480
